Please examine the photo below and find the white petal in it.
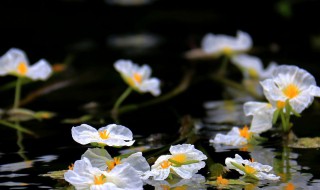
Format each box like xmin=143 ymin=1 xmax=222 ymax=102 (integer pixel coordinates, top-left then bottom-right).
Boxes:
xmin=169 ymin=144 xmax=207 ymax=161
xmin=81 ymin=148 xmax=112 ymax=170
xmin=211 ymin=132 xmax=247 ymax=146
xmin=107 ymin=163 xmax=143 ymax=189
xmin=91 ymin=183 xmax=123 ymax=190
xmin=102 ymin=124 xmax=133 ymax=140
xmin=231 ymin=54 xmax=263 ymax=78
xmin=151 ymin=168 xmax=170 ymax=181
xmin=122 ymin=152 xmax=150 ymax=175
xmin=256 ymin=172 xmax=280 ymax=180
xmin=243 ymin=101 xmax=271 ymax=116
xmin=309 ymin=85 xmax=320 ymax=97
xmin=71 ymin=124 xmax=98 ymax=145
xmin=139 ymin=78 xmax=161 ymax=96
xmin=171 ymin=166 xmax=194 ymax=179
xmin=26 ymin=59 xmax=52 ymax=80
xmin=0 ymin=48 xmax=29 ymax=75
xmin=114 ymin=59 xmax=133 ymax=77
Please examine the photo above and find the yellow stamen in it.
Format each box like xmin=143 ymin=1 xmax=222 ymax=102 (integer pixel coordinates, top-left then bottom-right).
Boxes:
xmin=285 ymin=182 xmax=295 ymax=190
xmin=239 ymin=126 xmax=252 ymax=140
xmin=244 ymin=165 xmax=256 ymax=174
xmin=99 ymin=130 xmax=110 ymax=139
xmin=106 ymin=157 xmax=121 ymax=172
xmin=248 ymin=68 xmax=259 ymax=78
xmin=68 ymin=163 xmax=74 ymax=170
xmin=277 ymin=101 xmax=286 ymax=109
xmin=170 ymin=154 xmax=187 ymax=164
xmin=222 ymin=47 xmax=233 ymax=55
xmin=283 ymin=84 xmax=300 ymax=99
xmin=133 ymin=73 xmax=142 ymax=84
xmin=94 ymin=174 xmax=106 ymax=185
xmin=17 ymin=62 xmax=28 ymax=75
xmin=160 ymin=160 xmax=171 ymax=169
xmin=216 ymin=175 xmax=229 ymax=185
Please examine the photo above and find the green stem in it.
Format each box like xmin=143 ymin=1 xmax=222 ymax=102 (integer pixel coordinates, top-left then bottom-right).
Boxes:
xmin=111 ymin=87 xmax=133 ymax=122
xmin=0 ymin=120 xmax=36 ymax=136
xmin=17 ymin=129 xmax=28 ymax=161
xmin=13 ymin=77 xmax=23 ymax=109
xmin=218 ymin=55 xmax=229 ymax=76
xmin=280 ymin=110 xmax=288 ymax=132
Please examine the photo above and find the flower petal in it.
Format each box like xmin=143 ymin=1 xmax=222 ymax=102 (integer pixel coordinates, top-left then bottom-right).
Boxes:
xmin=26 ymin=59 xmax=52 ymax=80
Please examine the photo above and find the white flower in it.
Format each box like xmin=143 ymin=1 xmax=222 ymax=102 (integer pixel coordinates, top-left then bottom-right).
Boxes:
xmin=210 ymin=126 xmax=253 ymax=146
xmin=0 ymin=48 xmax=52 ymax=80
xmin=64 ymin=157 xmax=143 ymax=190
xmin=144 ymin=144 xmax=207 ymax=180
xmin=243 ymin=101 xmax=276 ymax=134
xmin=201 ymin=31 xmax=252 ymax=57
xmin=231 ymin=54 xmax=277 ymax=79
xmin=114 ymin=59 xmax=161 ymax=96
xmin=71 ymin=124 xmax=135 ymax=147
xmin=82 ymin=148 xmax=150 ymax=176
xmin=260 ymin=65 xmax=320 ymax=113
xmin=225 ymin=154 xmax=280 ymax=181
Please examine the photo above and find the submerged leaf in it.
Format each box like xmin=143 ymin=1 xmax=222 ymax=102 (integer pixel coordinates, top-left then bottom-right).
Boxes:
xmin=208 ymin=163 xmax=227 ymax=179
xmin=289 ymin=137 xmax=320 ymax=148
xmin=41 ymin=170 xmax=67 ymax=179
xmin=62 ymin=115 xmax=93 ymax=124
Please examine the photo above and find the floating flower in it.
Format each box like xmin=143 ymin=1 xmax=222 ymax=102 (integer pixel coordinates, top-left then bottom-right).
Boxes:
xmin=82 ymin=148 xmax=150 ymax=176
xmin=201 ymin=31 xmax=252 ymax=57
xmin=260 ymin=65 xmax=320 ymax=113
xmin=225 ymin=154 xmax=280 ymax=181
xmin=71 ymin=124 xmax=135 ymax=146
xmin=210 ymin=126 xmax=254 ymax=146
xmin=144 ymin=144 xmax=207 ymax=180
xmin=114 ymin=59 xmax=161 ymax=96
xmin=231 ymin=54 xmax=277 ymax=79
xmin=0 ymin=48 xmax=52 ymax=80
xmin=64 ymin=157 xmax=143 ymax=190
xmin=243 ymin=101 xmax=276 ymax=134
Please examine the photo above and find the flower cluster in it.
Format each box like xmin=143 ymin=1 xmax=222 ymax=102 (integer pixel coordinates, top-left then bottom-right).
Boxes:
xmin=64 ymin=123 xmax=207 ymax=189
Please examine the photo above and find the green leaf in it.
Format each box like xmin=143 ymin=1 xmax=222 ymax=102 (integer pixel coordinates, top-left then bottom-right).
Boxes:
xmin=40 ymin=170 xmax=67 ymax=179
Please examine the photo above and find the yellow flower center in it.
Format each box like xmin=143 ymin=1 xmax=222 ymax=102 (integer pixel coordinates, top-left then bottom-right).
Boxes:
xmin=94 ymin=174 xmax=106 ymax=185
xmin=133 ymin=73 xmax=143 ymax=84
xmin=239 ymin=126 xmax=252 ymax=140
xmin=160 ymin=160 xmax=171 ymax=169
xmin=216 ymin=175 xmax=229 ymax=185
xmin=248 ymin=68 xmax=259 ymax=78
xmin=170 ymin=154 xmax=187 ymax=164
xmin=244 ymin=165 xmax=256 ymax=174
xmin=173 ymin=186 xmax=188 ymax=190
xmin=277 ymin=101 xmax=286 ymax=109
xmin=106 ymin=157 xmax=121 ymax=172
xmin=222 ymin=47 xmax=233 ymax=55
xmin=99 ymin=130 xmax=110 ymax=139
xmin=284 ymin=182 xmax=295 ymax=190
xmin=283 ymin=84 xmax=300 ymax=99
xmin=17 ymin=62 xmax=28 ymax=75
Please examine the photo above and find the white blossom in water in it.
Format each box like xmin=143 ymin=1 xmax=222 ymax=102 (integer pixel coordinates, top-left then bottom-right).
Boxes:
xmin=225 ymin=154 xmax=280 ymax=181
xmin=143 ymin=144 xmax=207 ymax=180
xmin=201 ymin=31 xmax=252 ymax=57
xmin=243 ymin=101 xmax=276 ymax=134
xmin=71 ymin=124 xmax=135 ymax=147
xmin=0 ymin=48 xmax=52 ymax=80
xmin=114 ymin=59 xmax=161 ymax=96
xmin=64 ymin=157 xmax=143 ymax=190
xmin=210 ymin=126 xmax=254 ymax=146
xmin=82 ymin=148 xmax=150 ymax=176
xmin=260 ymin=65 xmax=320 ymax=113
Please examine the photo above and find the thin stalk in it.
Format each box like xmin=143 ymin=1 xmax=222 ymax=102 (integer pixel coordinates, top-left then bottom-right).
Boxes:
xmin=280 ymin=111 xmax=288 ymax=133
xmin=218 ymin=55 xmax=229 ymax=76
xmin=17 ymin=129 xmax=28 ymax=161
xmin=111 ymin=87 xmax=133 ymax=122
xmin=0 ymin=120 xmax=36 ymax=136
xmin=13 ymin=77 xmax=23 ymax=109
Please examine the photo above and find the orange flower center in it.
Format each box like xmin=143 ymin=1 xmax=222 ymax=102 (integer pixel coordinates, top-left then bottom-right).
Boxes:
xmin=94 ymin=174 xmax=106 ymax=185
xmin=277 ymin=101 xmax=286 ymax=109
xmin=106 ymin=157 xmax=121 ymax=172
xmin=283 ymin=84 xmax=300 ymax=99
xmin=217 ymin=175 xmax=229 ymax=185
xmin=99 ymin=130 xmax=110 ymax=139
xmin=244 ymin=165 xmax=256 ymax=174
xmin=133 ymin=73 xmax=143 ymax=84
xmin=285 ymin=182 xmax=295 ymax=190
xmin=68 ymin=163 xmax=74 ymax=170
xmin=17 ymin=62 xmax=28 ymax=75
xmin=160 ymin=160 xmax=171 ymax=169
xmin=239 ymin=126 xmax=252 ymax=139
